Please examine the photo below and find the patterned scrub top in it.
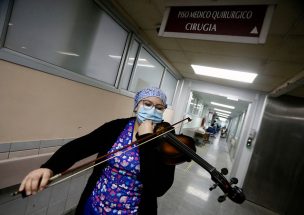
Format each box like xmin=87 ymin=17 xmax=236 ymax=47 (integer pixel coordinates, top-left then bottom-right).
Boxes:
xmin=86 ymin=119 xmax=143 ymax=214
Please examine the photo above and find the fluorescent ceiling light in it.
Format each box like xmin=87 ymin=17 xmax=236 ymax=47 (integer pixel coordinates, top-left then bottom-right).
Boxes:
xmin=216 ymin=111 xmax=230 ymax=115
xmin=216 ymin=112 xmax=230 ymax=117
xmin=191 ymin=64 xmax=257 ymax=83
xmin=216 ymin=112 xmax=230 ymax=118
xmin=214 ymin=108 xmax=231 ymax=114
xmin=211 ymin=102 xmax=235 ymax=109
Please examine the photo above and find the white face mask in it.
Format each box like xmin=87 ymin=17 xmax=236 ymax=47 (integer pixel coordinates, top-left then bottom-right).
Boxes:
xmin=136 ymin=105 xmax=163 ymax=124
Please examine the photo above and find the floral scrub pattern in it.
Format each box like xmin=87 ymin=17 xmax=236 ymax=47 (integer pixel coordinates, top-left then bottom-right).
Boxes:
xmin=86 ymin=119 xmax=143 ymax=214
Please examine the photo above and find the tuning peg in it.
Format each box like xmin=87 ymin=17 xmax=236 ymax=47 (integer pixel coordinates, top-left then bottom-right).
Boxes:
xmin=218 ymin=194 xmax=227 ymax=202
xmin=221 ymin=168 xmax=228 ymax=175
xmin=209 ymin=184 xmax=217 ymax=191
xmin=230 ymin=177 xmax=238 ymax=185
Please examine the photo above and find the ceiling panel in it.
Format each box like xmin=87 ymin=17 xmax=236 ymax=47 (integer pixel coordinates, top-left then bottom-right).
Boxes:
xmin=268 ymin=0 xmax=303 ymax=35
xmin=113 ymin=0 xmax=162 ymax=30
xmin=254 ymin=74 xmax=288 ymax=88
xmin=261 ymin=61 xmax=302 ymax=78
xmin=171 ymin=62 xmax=192 ymax=73
xmin=143 ymin=30 xmax=181 ymax=50
xmin=270 ymin=36 xmax=304 ymax=63
xmin=177 ymin=39 xmax=273 ymax=59
xmin=161 ymin=50 xmax=189 ymax=63
xmin=290 ymin=18 xmax=304 ymax=35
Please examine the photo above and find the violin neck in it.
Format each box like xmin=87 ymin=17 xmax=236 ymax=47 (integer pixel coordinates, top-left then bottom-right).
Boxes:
xmin=165 ymin=133 xmax=215 ymax=173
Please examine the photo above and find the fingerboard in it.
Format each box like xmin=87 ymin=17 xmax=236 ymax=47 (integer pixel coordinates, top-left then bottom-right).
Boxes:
xmin=165 ymin=133 xmax=215 ymax=173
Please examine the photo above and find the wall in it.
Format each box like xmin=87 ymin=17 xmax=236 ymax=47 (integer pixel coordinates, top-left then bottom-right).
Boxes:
xmin=227 ymin=112 xmax=246 ymax=160
xmin=231 ymin=94 xmax=266 ymax=186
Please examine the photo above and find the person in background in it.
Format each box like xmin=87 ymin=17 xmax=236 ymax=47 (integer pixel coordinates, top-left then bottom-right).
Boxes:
xmin=19 ymin=87 xmax=176 ymax=215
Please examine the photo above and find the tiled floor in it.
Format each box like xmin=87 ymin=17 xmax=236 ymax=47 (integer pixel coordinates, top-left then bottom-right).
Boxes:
xmin=157 ymin=134 xmax=279 ymax=215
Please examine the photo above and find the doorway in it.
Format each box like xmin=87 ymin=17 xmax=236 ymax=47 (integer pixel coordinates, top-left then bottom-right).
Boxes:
xmin=180 ymin=90 xmax=250 ymax=163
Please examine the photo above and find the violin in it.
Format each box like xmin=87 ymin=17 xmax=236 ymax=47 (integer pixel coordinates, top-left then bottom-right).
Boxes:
xmin=154 ymin=121 xmax=246 ymax=204
xmin=12 ymin=118 xmax=245 ymax=204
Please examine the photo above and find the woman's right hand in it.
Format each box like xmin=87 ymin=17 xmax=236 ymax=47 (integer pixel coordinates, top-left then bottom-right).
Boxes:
xmin=138 ymin=120 xmax=154 ymax=136
xmin=19 ymin=168 xmax=53 ymax=196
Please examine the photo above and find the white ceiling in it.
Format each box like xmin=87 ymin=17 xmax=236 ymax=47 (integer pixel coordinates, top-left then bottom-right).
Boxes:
xmin=110 ymin=0 xmax=304 ymax=98
xmin=108 ymin=0 xmax=303 ymax=117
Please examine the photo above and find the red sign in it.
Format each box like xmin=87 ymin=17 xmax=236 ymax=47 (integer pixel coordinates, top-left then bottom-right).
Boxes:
xmin=159 ymin=5 xmax=273 ymax=43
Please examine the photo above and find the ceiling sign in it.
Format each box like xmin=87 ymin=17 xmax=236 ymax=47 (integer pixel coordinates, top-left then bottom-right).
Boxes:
xmin=158 ymin=5 xmax=275 ymax=44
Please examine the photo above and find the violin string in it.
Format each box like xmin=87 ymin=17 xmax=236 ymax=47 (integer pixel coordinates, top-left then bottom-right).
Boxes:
xmin=11 ymin=118 xmax=192 ymax=198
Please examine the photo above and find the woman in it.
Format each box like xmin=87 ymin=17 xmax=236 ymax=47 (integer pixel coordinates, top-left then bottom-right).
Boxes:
xmin=19 ymin=87 xmax=176 ymax=215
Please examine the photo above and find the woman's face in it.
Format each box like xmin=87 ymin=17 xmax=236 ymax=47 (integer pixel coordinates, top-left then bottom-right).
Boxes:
xmin=135 ymin=97 xmax=166 ymax=124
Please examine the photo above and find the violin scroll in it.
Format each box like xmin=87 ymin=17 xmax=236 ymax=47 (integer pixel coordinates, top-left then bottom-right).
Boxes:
xmin=209 ymin=169 xmax=245 ymax=204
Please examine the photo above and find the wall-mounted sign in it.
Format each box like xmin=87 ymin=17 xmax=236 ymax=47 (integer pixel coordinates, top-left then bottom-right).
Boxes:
xmin=158 ymin=5 xmax=275 ymax=44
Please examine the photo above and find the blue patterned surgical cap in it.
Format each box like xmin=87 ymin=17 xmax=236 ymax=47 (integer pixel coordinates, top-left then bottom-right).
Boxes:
xmin=134 ymin=87 xmax=167 ymax=109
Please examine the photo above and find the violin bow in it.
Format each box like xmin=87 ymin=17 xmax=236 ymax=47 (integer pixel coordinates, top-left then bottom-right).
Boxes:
xmin=11 ymin=117 xmax=191 ymax=197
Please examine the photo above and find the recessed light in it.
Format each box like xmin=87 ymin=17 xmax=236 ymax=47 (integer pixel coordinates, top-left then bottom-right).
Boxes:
xmin=216 ymin=112 xmax=230 ymax=117
xmin=191 ymin=64 xmax=257 ymax=83
xmin=211 ymin=102 xmax=235 ymax=109
xmin=214 ymin=108 xmax=231 ymax=114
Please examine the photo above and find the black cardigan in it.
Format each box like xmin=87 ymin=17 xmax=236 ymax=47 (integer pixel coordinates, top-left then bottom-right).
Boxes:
xmin=41 ymin=117 xmax=175 ymax=214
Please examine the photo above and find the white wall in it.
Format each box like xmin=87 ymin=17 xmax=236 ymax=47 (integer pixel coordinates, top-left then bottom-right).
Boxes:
xmin=230 ymin=94 xmax=267 ymax=186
